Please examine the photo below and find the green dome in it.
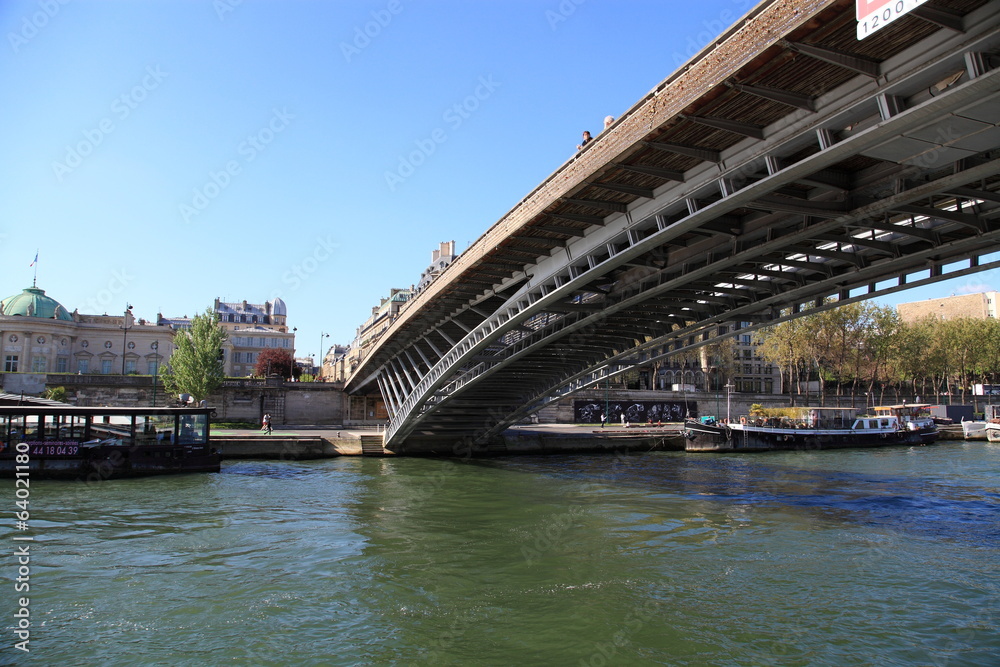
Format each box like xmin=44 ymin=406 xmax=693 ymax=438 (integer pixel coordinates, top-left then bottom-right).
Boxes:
xmin=0 ymin=286 xmax=73 ymax=321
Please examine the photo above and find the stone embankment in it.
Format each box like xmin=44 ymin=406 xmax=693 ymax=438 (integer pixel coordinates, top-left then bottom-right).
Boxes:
xmin=212 ymin=424 xmax=686 ymax=459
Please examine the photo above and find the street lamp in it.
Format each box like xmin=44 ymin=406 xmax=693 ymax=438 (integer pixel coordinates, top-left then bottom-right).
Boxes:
xmin=151 ymin=341 xmax=159 ymax=407
xmin=120 ymin=304 xmax=133 ymax=374
xmin=319 ymin=331 xmax=329 ymax=379
xmin=724 ymin=382 xmax=735 ymax=422
xmin=712 ymin=367 xmax=720 ymax=419
xmin=605 ymin=372 xmax=610 ymax=425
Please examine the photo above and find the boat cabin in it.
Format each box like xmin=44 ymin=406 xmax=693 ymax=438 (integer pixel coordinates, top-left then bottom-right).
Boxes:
xmin=851 ymin=415 xmax=899 ymax=431
xmin=0 ymin=405 xmax=219 ymax=479
xmin=0 ymin=406 xmax=212 ymax=452
xmin=872 ymin=404 xmax=935 ymax=431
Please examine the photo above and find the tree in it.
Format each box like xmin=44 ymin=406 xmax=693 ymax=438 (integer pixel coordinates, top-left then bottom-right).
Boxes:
xmin=160 ymin=308 xmax=228 ymax=402
xmin=254 ymin=347 xmax=296 ymax=379
xmin=43 ymin=386 xmax=67 ymax=402
xmin=754 ymin=315 xmax=811 ymax=402
xmin=859 ymin=305 xmax=901 ymax=403
xmin=702 ymin=336 xmax=737 ymax=391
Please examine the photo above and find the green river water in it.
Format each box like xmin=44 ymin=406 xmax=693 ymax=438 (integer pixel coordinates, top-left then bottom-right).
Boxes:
xmin=2 ymin=440 xmax=998 ymax=665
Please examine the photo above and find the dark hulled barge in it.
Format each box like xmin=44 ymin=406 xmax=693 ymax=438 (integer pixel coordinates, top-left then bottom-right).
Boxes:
xmin=0 ymin=405 xmax=220 ymax=480
xmin=683 ymin=405 xmax=938 ymax=452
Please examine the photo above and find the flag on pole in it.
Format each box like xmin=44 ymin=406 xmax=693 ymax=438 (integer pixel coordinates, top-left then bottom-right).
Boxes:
xmin=29 ymin=251 xmax=38 ymax=267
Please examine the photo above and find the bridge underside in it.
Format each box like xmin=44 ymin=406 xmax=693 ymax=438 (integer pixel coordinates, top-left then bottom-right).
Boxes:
xmin=348 ymin=0 xmax=1000 ymax=451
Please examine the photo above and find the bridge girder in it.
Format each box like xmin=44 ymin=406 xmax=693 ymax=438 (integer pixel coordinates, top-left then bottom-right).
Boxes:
xmin=345 ymin=0 xmax=1000 ymax=450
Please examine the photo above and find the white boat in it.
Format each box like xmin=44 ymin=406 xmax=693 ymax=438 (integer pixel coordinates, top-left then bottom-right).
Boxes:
xmin=962 ymin=418 xmax=987 ymax=440
xmin=985 ymin=421 xmax=1000 ymax=443
xmin=963 ymin=406 xmax=999 ymax=440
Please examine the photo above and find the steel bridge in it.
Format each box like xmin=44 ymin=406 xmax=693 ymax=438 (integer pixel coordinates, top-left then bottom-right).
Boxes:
xmin=346 ymin=0 xmax=1000 ymax=452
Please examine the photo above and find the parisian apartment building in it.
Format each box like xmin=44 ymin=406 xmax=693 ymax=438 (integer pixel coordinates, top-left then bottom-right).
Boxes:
xmin=0 ymin=283 xmax=295 ymax=378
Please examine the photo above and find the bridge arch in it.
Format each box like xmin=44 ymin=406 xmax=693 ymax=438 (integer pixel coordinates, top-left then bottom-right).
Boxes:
xmin=348 ymin=0 xmax=1000 ymax=451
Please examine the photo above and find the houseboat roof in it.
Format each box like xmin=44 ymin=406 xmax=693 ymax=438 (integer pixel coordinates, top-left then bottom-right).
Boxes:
xmin=0 ymin=393 xmax=69 ymax=407
xmin=874 ymin=404 xmax=931 ymax=410
xmin=0 ymin=405 xmax=214 ymax=417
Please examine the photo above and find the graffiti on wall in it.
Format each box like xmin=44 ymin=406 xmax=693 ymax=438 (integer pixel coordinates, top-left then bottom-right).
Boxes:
xmin=573 ymin=400 xmax=696 ymax=424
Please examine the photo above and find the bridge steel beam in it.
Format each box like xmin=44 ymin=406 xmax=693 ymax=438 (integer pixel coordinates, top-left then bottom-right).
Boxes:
xmin=484 ymin=165 xmax=1000 ymax=439
xmin=348 ymin=0 xmax=1000 ymax=450
xmin=384 ymin=65 xmax=1000 ymax=447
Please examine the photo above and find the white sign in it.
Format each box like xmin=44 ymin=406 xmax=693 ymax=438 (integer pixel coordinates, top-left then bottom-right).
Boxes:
xmin=857 ymin=0 xmax=930 ymax=40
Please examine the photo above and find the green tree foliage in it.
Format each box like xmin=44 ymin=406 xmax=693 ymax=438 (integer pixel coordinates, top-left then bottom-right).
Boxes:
xmin=160 ymin=308 xmax=227 ymax=402
xmin=701 ymin=336 xmax=737 ymax=390
xmin=753 ymin=316 xmax=811 ymax=398
xmin=977 ymin=317 xmax=1000 ymax=386
xmin=254 ymin=347 xmax=296 ymax=379
xmin=753 ymin=298 xmax=1000 ymax=401
xmin=907 ymin=316 xmax=1000 ymax=403
xmin=43 ymin=386 xmax=67 ymax=402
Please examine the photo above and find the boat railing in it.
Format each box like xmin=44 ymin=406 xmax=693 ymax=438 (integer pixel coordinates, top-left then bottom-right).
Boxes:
xmin=738 ymin=414 xmax=914 ymax=431
xmin=738 ymin=416 xmax=856 ymax=430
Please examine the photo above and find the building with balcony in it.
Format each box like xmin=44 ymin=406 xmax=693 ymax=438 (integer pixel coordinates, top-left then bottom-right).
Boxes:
xmin=158 ymin=297 xmax=295 ymax=377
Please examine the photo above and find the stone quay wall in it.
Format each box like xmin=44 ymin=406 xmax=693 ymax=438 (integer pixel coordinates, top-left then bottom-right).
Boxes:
xmin=1 ymin=373 xmax=346 ymax=425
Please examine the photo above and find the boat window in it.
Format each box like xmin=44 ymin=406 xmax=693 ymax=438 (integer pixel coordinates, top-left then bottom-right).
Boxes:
xmin=42 ymin=414 xmax=61 ymax=439
xmin=138 ymin=414 xmax=176 ymax=444
xmin=57 ymin=415 xmax=88 ymax=442
xmin=1 ymin=415 xmax=25 ymax=451
xmin=177 ymin=413 xmax=208 ymax=445
xmin=89 ymin=415 xmax=134 ymax=447
xmin=19 ymin=415 xmax=42 ymax=440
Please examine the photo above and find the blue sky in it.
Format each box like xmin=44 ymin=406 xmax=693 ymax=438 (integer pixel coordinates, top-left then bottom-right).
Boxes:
xmin=0 ymin=0 xmax=991 ymax=362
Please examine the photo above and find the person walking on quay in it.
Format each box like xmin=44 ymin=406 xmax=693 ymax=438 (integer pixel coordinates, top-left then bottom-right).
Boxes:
xmin=600 ymin=413 xmax=606 ymax=428
xmin=261 ymin=413 xmax=272 ymax=435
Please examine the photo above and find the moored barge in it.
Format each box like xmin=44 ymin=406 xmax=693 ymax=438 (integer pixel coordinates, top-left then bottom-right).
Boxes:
xmin=683 ymin=405 xmax=938 ymax=452
xmin=0 ymin=405 xmax=220 ymax=480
